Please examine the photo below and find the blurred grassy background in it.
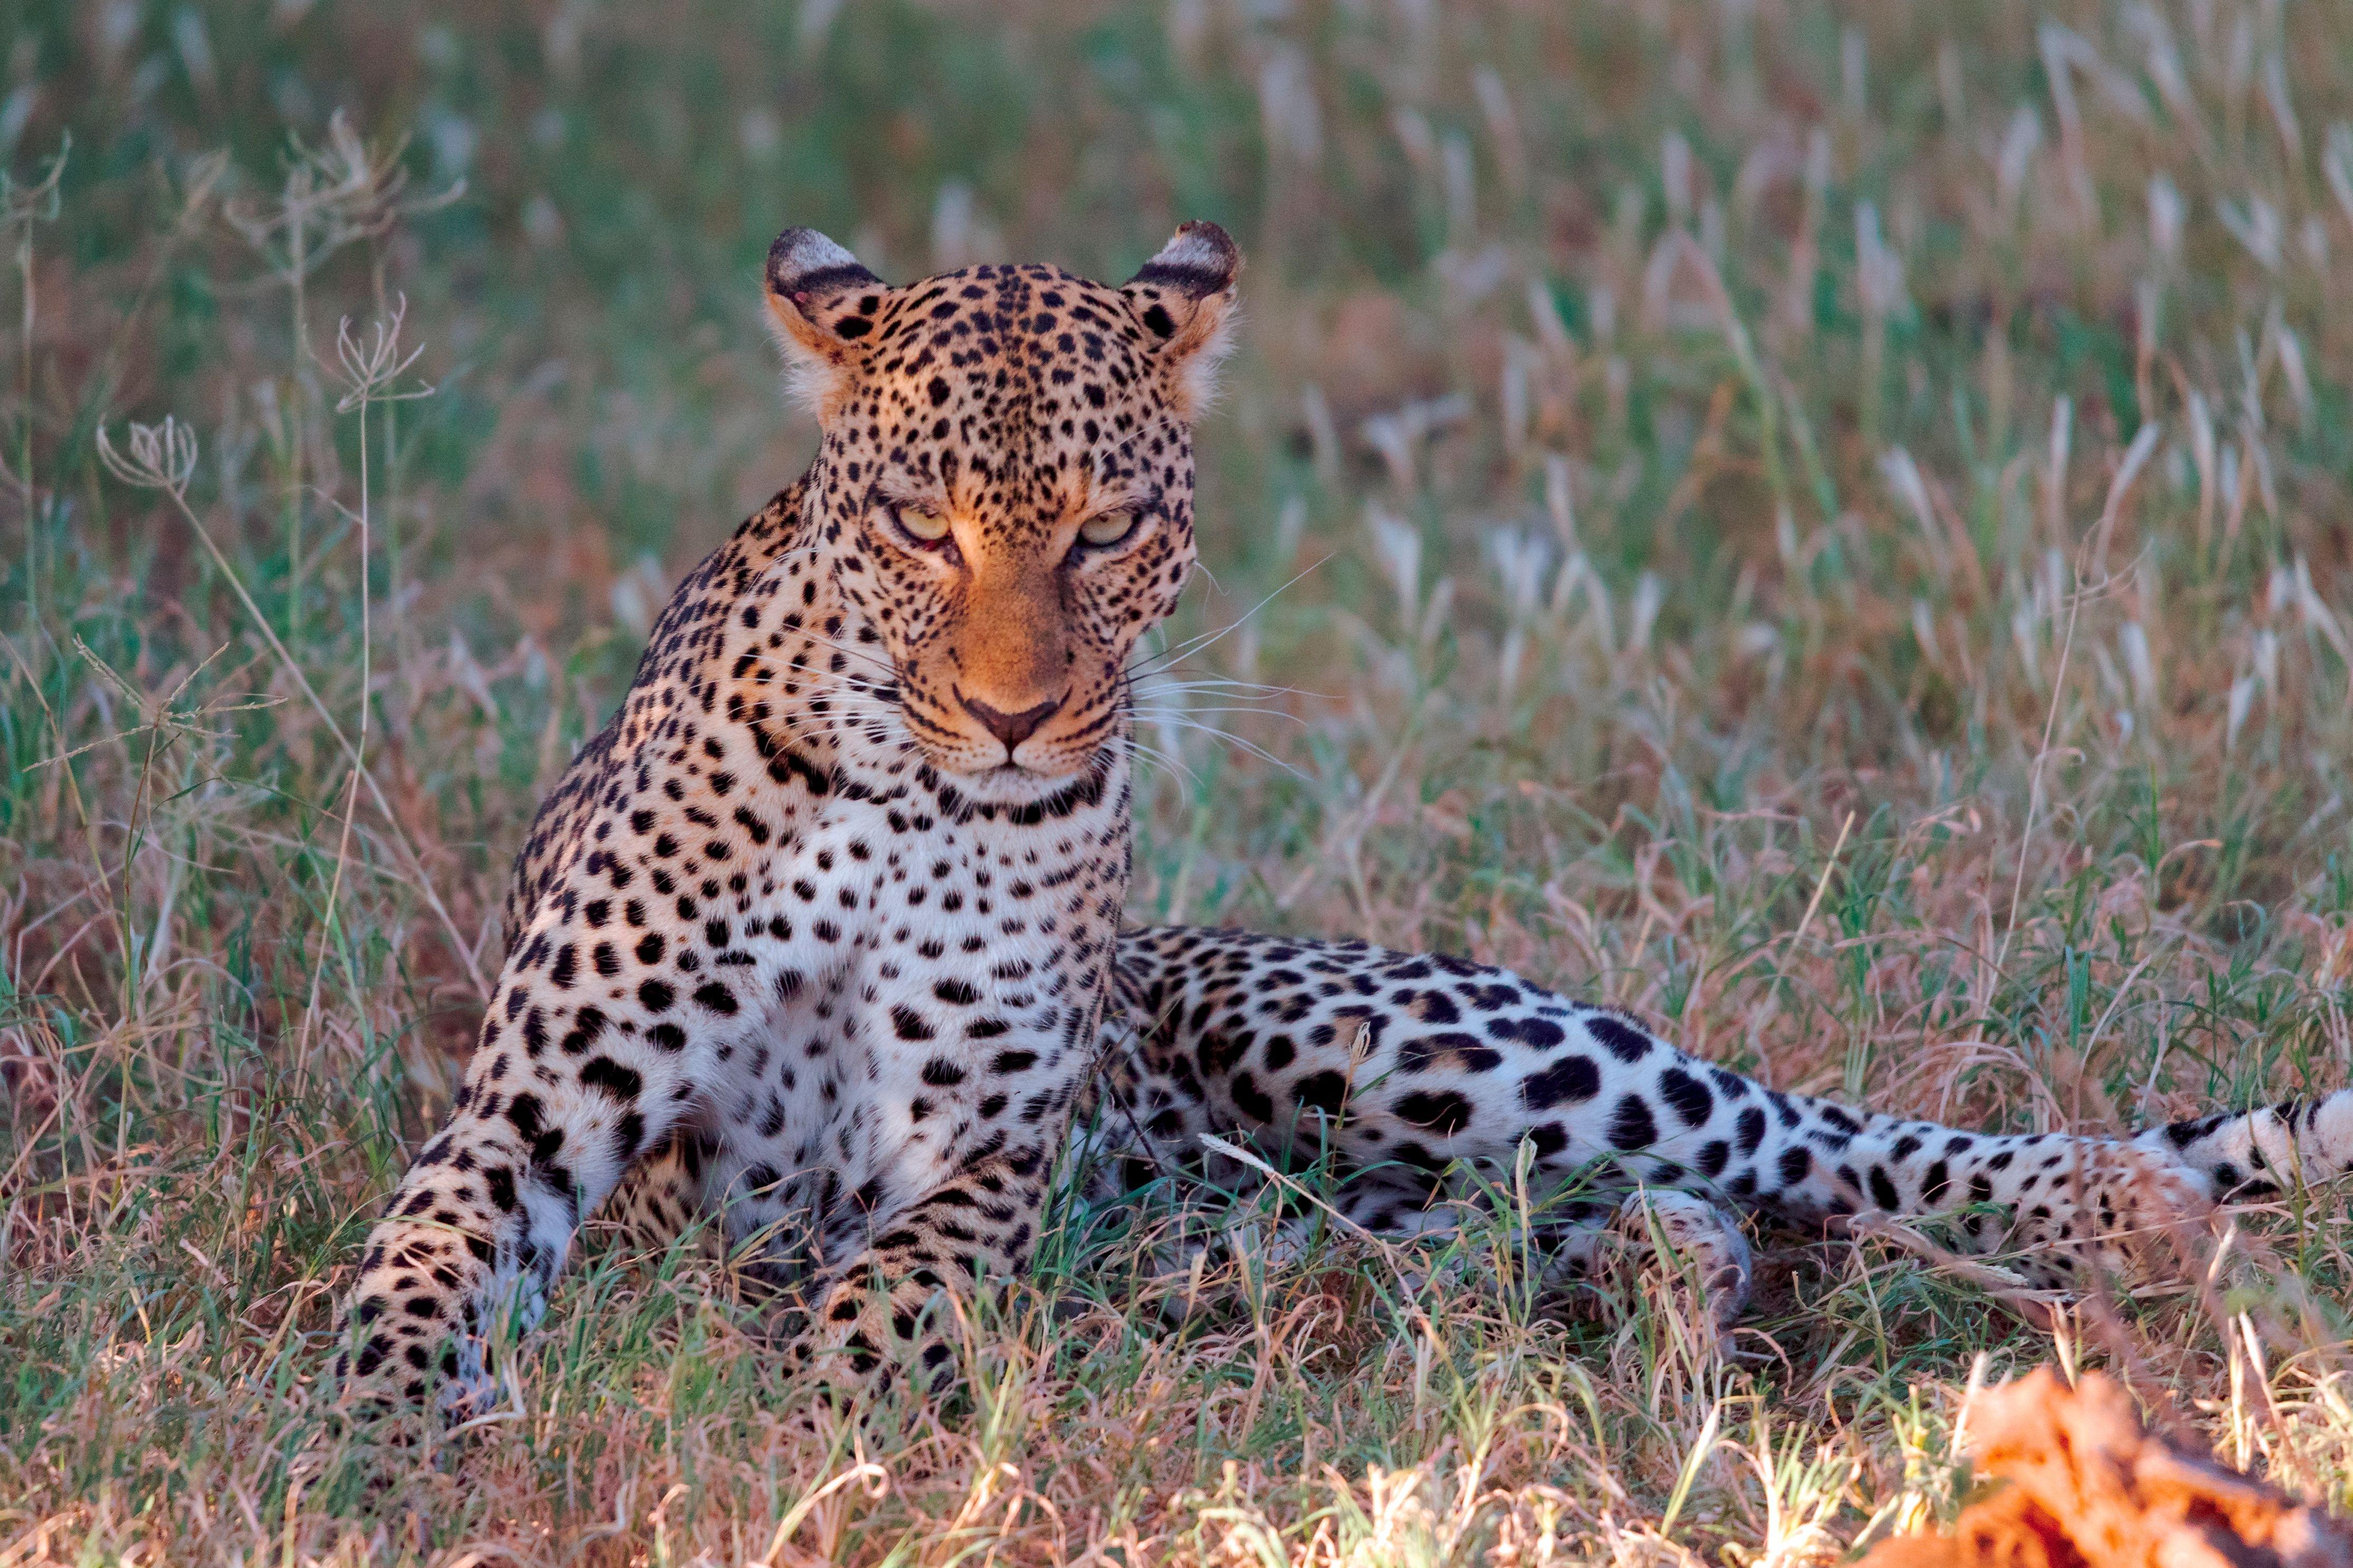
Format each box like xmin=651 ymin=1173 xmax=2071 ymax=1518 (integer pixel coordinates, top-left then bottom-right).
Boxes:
xmin=4 ymin=0 xmax=2353 ymax=1561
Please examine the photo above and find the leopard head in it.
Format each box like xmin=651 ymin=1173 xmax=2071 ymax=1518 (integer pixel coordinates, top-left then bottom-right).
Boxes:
xmin=764 ymin=223 xmax=1239 ymax=800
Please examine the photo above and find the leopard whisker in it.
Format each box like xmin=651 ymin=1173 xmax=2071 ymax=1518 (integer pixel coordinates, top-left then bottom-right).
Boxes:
xmin=1128 ymin=556 xmax=1328 ymax=678
xmin=1133 ymin=676 xmax=1315 ymax=699
xmin=1115 ymin=734 xmax=1208 ymax=793
xmin=1130 ymin=714 xmax=1308 ymax=780
xmin=1127 ymin=704 xmax=1307 ymax=726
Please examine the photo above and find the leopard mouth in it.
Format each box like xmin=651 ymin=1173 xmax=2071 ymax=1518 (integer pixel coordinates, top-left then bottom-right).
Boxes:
xmin=950 ymin=754 xmax=1091 ymax=795
xmin=920 ymin=749 xmax=1121 ymax=816
xmin=912 ymin=718 xmax=1110 ymax=788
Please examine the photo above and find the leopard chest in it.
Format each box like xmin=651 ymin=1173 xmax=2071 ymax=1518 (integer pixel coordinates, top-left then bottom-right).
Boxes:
xmin=690 ymin=763 xmax=1133 ymax=1239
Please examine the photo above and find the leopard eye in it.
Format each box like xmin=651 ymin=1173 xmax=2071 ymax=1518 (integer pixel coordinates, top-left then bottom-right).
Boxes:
xmin=1078 ymin=510 xmax=1138 ymax=548
xmin=890 ymin=503 xmax=952 ymax=545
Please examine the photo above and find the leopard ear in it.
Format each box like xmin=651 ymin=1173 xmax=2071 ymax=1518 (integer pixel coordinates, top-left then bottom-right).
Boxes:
xmin=1120 ymin=221 xmax=1242 ymax=419
xmin=764 ymin=227 xmax=889 ymax=419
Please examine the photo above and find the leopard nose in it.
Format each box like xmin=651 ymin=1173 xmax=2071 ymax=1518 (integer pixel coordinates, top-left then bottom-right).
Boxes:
xmin=960 ymin=691 xmax=1062 ymax=753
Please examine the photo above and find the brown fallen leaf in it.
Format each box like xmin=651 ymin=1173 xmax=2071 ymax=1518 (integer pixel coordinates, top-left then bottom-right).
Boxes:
xmin=1860 ymin=1368 xmax=2352 ymax=1568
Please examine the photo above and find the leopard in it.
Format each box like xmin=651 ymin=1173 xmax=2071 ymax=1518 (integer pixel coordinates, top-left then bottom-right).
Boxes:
xmin=338 ymin=219 xmax=2353 ymax=1415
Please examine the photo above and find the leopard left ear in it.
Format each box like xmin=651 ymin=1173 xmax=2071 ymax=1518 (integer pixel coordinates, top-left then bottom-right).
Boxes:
xmin=1121 ymin=221 xmax=1242 ymax=419
xmin=764 ymin=227 xmax=890 ymax=420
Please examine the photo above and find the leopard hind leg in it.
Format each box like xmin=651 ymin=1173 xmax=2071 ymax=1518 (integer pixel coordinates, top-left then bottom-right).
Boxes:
xmin=1083 ymin=1013 xmax=1752 ymax=1324
xmin=2139 ymin=1089 xmax=2353 ymax=1201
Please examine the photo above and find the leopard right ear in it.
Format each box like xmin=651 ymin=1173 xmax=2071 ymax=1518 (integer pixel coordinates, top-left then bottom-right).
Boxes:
xmin=764 ymin=227 xmax=890 ymax=418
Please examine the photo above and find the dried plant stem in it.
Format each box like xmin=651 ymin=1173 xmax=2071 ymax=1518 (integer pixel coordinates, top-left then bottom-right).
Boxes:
xmin=17 ymin=205 xmax=32 ymax=616
xmin=285 ymin=198 xmax=309 ymax=644
xmin=155 ymin=480 xmax=486 ymax=997
xmin=297 ymin=394 xmax=375 ymax=1085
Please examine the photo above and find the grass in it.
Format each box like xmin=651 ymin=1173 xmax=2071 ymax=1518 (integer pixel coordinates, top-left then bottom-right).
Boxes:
xmin=3 ymin=0 xmax=2353 ymax=1560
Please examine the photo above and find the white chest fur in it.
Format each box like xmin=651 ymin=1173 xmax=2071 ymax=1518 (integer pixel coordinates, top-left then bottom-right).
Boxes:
xmin=682 ymin=756 xmax=1132 ymax=1268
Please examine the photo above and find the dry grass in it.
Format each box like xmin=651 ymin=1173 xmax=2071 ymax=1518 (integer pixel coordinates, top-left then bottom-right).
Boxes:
xmin=4 ymin=0 xmax=2353 ymax=1560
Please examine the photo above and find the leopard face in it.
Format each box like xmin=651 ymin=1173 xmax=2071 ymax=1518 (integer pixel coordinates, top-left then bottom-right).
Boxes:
xmin=765 ymin=224 xmax=1239 ymax=801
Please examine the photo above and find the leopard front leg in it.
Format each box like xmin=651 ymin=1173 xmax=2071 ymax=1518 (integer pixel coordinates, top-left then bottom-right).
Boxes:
xmin=791 ymin=1151 xmax=1054 ymax=1401
xmin=586 ymin=1132 xmax=721 ymax=1261
xmin=337 ymin=809 xmax=851 ymax=1412
xmin=334 ymin=985 xmax=727 ymax=1413
xmin=337 ymin=1067 xmax=675 ymax=1412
